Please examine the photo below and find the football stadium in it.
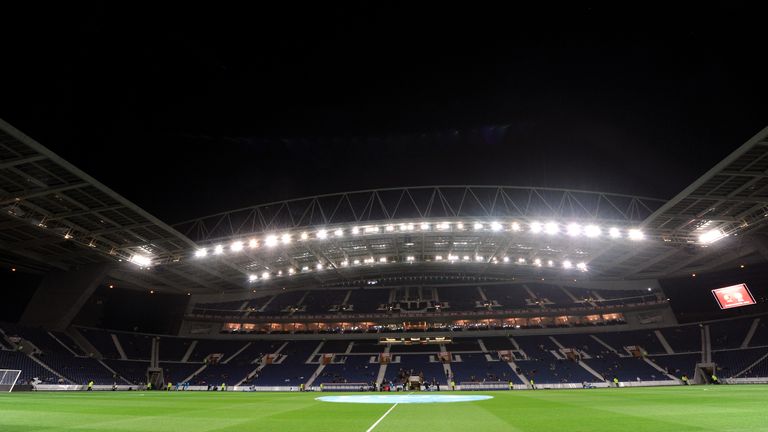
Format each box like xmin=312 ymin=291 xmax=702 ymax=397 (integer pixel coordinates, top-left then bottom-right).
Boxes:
xmin=2 ymin=6 xmax=768 ymax=432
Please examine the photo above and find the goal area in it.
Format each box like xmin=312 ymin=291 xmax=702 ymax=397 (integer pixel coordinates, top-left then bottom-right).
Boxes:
xmin=0 ymin=369 xmax=21 ymax=392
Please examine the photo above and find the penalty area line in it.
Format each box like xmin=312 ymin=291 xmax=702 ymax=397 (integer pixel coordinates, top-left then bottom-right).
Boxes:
xmin=365 ymin=402 xmax=399 ymax=432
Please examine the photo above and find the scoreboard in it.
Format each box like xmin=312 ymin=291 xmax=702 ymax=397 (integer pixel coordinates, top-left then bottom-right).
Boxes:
xmin=711 ymin=283 xmax=756 ymax=309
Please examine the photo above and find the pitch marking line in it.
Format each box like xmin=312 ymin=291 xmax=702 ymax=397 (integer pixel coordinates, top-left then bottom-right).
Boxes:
xmin=365 ymin=402 xmax=399 ymax=432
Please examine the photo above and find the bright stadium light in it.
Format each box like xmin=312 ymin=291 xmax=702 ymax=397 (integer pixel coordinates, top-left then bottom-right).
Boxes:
xmin=530 ymin=222 xmax=543 ymax=234
xmin=214 ymin=244 xmax=224 ymax=255
xmin=385 ymin=225 xmax=395 ymax=232
xmin=584 ymin=225 xmax=601 ymax=238
xmin=628 ymin=229 xmax=645 ymax=241
xmin=265 ymin=235 xmax=278 ymax=247
xmin=435 ymin=255 xmax=443 ymax=261
xmin=563 ymin=260 xmax=573 ymax=269
xmin=475 ymin=255 xmax=484 ymax=261
xmin=334 ymin=228 xmax=344 ymax=237
xmin=248 ymin=239 xmax=258 ymax=248
xmin=503 ymin=256 xmax=510 ymax=263
xmin=352 ymin=227 xmax=360 ymax=235
xmin=545 ymin=222 xmax=559 ymax=235
xmin=353 ymin=259 xmax=360 ymax=265
xmin=261 ymin=271 xmax=270 ymax=280
xmin=474 ymin=222 xmax=484 ymax=230
xmin=341 ymin=260 xmax=349 ymax=267
xmin=406 ymin=256 xmax=415 ymax=262
xmin=511 ymin=222 xmax=521 ymax=231
xmin=316 ymin=229 xmax=328 ymax=239
xmin=300 ymin=232 xmax=309 ymax=240
xmin=533 ymin=258 xmax=541 ymax=266
xmin=380 ymin=257 xmax=387 ymax=263
xmin=195 ymin=248 xmax=207 ymax=258
xmin=491 ymin=221 xmax=502 ymax=231
xmin=547 ymin=260 xmax=554 ymax=267
xmin=302 ymin=266 xmax=309 ymax=271
xmin=518 ymin=257 xmax=526 ymax=264
xmin=231 ymin=241 xmax=244 ymax=252
xmin=456 ymin=222 xmax=464 ymax=230
xmin=130 ymin=254 xmax=152 ymax=267
xmin=448 ymin=254 xmax=458 ymax=261
xmin=699 ymin=228 xmax=726 ymax=244
xmin=406 ymin=223 xmax=415 ymax=231
xmin=316 ymin=263 xmax=323 ymax=270
xmin=248 ymin=274 xmax=257 ymax=282
xmin=281 ymin=233 xmax=291 ymax=244
xmin=463 ymin=255 xmax=470 ymax=261
xmin=365 ymin=226 xmax=379 ymax=234
xmin=576 ymin=262 xmax=588 ymax=271
xmin=566 ymin=223 xmax=581 ymax=237
xmin=421 ymin=222 xmax=430 ymax=230
xmin=288 ymin=268 xmax=295 ymax=275
xmin=609 ymin=227 xmax=621 ymax=238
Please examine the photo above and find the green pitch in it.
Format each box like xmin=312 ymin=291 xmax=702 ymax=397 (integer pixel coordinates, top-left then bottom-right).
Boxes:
xmin=1 ymin=386 xmax=766 ymax=432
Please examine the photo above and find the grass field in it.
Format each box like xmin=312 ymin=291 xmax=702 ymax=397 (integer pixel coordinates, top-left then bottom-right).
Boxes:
xmin=1 ymin=386 xmax=766 ymax=432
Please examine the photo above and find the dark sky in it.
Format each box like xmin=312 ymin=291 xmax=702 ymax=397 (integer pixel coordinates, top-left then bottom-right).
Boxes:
xmin=2 ymin=4 xmax=767 ymax=224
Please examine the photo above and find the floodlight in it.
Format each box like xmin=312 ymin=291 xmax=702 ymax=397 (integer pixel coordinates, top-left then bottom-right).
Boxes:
xmin=341 ymin=261 xmax=348 ymax=267
xmin=300 ymin=232 xmax=309 ymax=240
xmin=628 ymin=229 xmax=644 ymax=240
xmin=195 ymin=248 xmax=207 ymax=258
xmin=353 ymin=259 xmax=360 ymax=265
xmin=511 ymin=222 xmax=521 ymax=231
xmin=130 ymin=254 xmax=152 ymax=267
xmin=563 ymin=260 xmax=573 ymax=269
xmin=380 ymin=257 xmax=387 ymax=263
xmin=463 ymin=255 xmax=470 ymax=261
xmin=406 ymin=223 xmax=415 ymax=231
xmin=334 ymin=228 xmax=344 ymax=237
xmin=566 ymin=223 xmax=581 ymax=237
xmin=534 ymin=258 xmax=542 ymax=266
xmin=576 ymin=262 xmax=588 ymax=271
xmin=265 ymin=235 xmax=278 ymax=247
xmin=584 ymin=225 xmax=601 ymax=238
xmin=248 ymin=239 xmax=258 ymax=248
xmin=456 ymin=222 xmax=464 ymax=230
xmin=491 ymin=221 xmax=502 ymax=231
xmin=214 ymin=244 xmax=224 ymax=255
xmin=316 ymin=263 xmax=323 ymax=270
xmin=518 ymin=257 xmax=526 ymax=264
xmin=474 ymin=222 xmax=484 ymax=230
xmin=503 ymin=256 xmax=510 ymax=262
xmin=365 ymin=226 xmax=379 ymax=234
xmin=316 ymin=229 xmax=328 ymax=239
xmin=385 ymin=225 xmax=395 ymax=232
xmin=288 ymin=268 xmax=295 ymax=275
xmin=475 ymin=256 xmax=484 ymax=261
xmin=248 ymin=274 xmax=257 ymax=282
xmin=545 ymin=222 xmax=559 ymax=235
xmin=609 ymin=227 xmax=621 ymax=238
xmin=406 ymin=256 xmax=415 ymax=262
xmin=421 ymin=222 xmax=430 ymax=230
xmin=547 ymin=260 xmax=554 ymax=266
xmin=261 ymin=271 xmax=270 ymax=279
xmin=435 ymin=255 xmax=443 ymax=261
xmin=352 ymin=227 xmax=360 ymax=235
xmin=231 ymin=241 xmax=243 ymax=252
xmin=530 ymin=222 xmax=543 ymax=233
xmin=699 ymin=228 xmax=726 ymax=244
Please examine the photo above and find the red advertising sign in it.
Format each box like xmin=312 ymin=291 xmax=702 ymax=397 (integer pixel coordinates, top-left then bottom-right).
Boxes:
xmin=712 ymin=284 xmax=756 ymax=309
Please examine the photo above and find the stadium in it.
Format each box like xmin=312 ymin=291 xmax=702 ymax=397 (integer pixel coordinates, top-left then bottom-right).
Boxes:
xmin=2 ymin=7 xmax=768 ymax=432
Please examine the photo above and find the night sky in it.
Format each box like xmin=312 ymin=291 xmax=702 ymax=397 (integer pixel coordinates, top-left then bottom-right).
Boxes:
xmin=2 ymin=5 xmax=767 ymax=224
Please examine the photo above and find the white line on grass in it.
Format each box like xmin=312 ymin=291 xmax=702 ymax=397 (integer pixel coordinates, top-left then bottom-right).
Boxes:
xmin=365 ymin=402 xmax=399 ymax=432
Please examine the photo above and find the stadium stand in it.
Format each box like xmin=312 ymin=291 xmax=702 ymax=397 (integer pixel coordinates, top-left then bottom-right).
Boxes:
xmin=385 ymin=355 xmax=446 ymax=385
xmin=35 ymin=353 xmax=116 ymax=385
xmin=0 ymin=350 xmax=59 ymax=384
xmin=78 ymin=328 xmax=121 ymax=359
xmin=659 ymin=325 xmax=701 ymax=353
xmin=116 ymin=332 xmax=153 ymax=360
xmin=158 ymin=337 xmax=195 ymax=362
xmin=101 ymin=359 xmax=149 ymax=384
xmin=749 ymin=318 xmax=768 ymax=347
xmin=318 ymin=355 xmax=378 ymax=384
xmin=249 ymin=341 xmax=318 ymax=386
xmin=712 ymin=347 xmax=768 ymax=378
xmin=346 ymin=289 xmax=390 ymax=313
xmin=710 ymin=319 xmax=753 ymax=349
xmin=451 ymin=353 xmax=518 ymax=383
xmin=516 ymin=358 xmax=597 ymax=383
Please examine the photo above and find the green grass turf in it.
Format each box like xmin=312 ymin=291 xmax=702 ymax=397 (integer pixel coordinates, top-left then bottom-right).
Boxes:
xmin=0 ymin=386 xmax=766 ymax=432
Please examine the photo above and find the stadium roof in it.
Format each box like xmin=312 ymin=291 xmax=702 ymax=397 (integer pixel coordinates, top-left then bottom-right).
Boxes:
xmin=1 ymin=117 xmax=767 ymax=294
